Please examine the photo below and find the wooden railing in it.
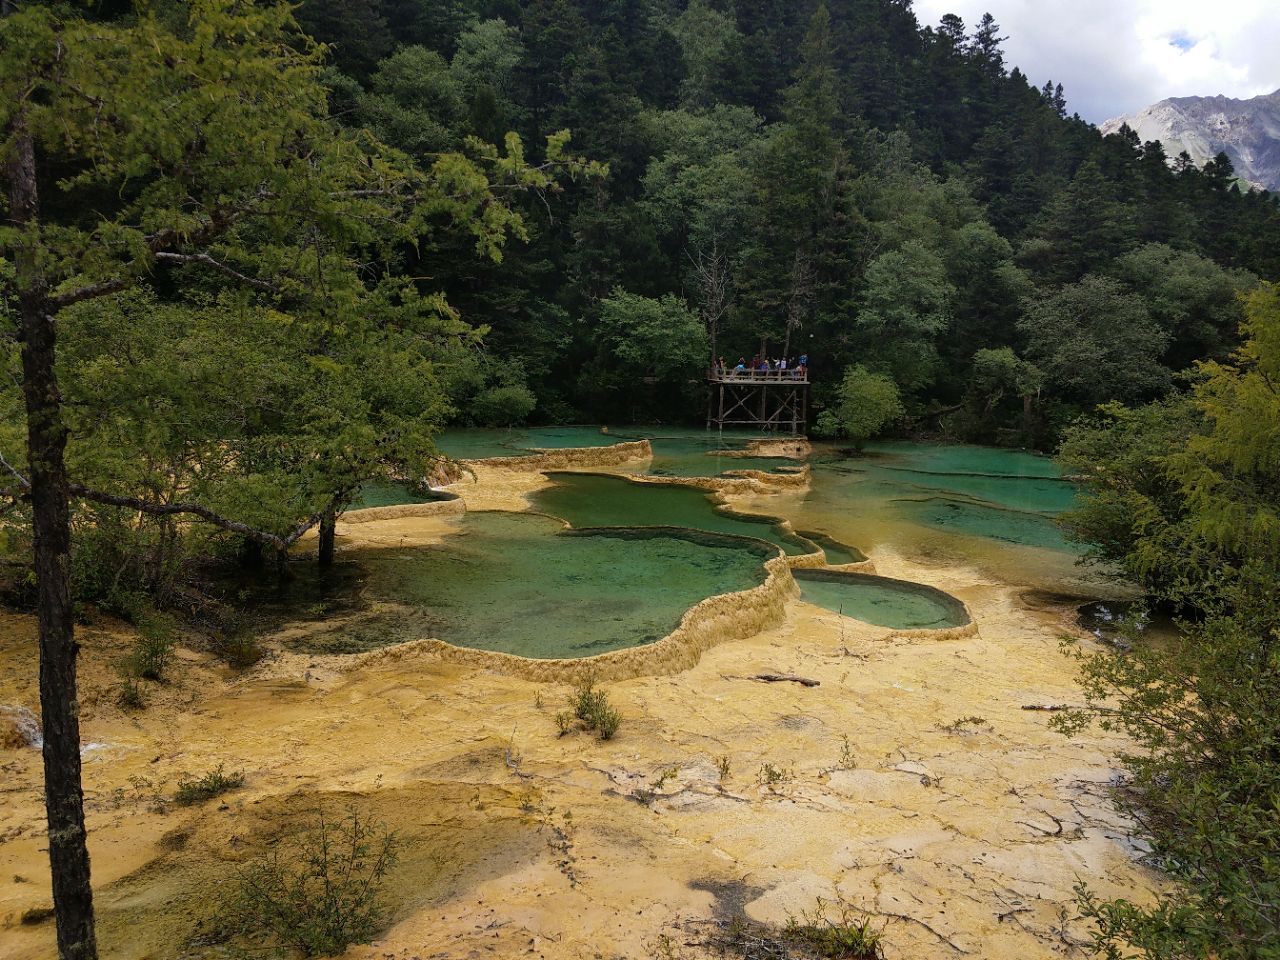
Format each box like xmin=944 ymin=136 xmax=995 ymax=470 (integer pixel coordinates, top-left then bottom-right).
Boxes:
xmin=709 ymin=367 xmax=808 ymax=384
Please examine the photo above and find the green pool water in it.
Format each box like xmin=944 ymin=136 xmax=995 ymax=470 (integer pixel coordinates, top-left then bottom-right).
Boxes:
xmin=435 ymin=424 xmax=798 ymax=480
xmin=861 ymin=441 xmax=1063 ymax=479
xmin=337 ymin=511 xmax=772 ymax=658
xmin=351 ymin=481 xmax=440 ymax=509
xmin=793 ymin=441 xmax=1106 ymax=593
xmin=795 ymin=531 xmax=866 ymax=565
xmin=645 ymin=437 xmax=794 ymax=478
xmin=530 ymin=472 xmax=813 ymax=556
xmin=794 ymin=569 xmax=970 ymax=630
xmin=895 ymin=497 xmax=1076 ymax=552
xmin=317 ymin=432 xmax=1118 ymax=661
xmin=433 ymin=426 xmax=626 ymax=460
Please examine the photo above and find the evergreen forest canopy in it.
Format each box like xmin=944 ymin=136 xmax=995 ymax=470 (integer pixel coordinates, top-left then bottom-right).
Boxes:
xmin=297 ymin=0 xmax=1280 ymax=438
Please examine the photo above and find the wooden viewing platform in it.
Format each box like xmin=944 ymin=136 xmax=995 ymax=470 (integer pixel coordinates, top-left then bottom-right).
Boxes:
xmin=707 ymin=367 xmax=809 ymax=435
xmin=711 ymin=368 xmax=808 ymax=384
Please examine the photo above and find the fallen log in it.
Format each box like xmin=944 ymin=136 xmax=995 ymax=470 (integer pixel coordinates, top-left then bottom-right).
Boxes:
xmin=752 ymin=673 xmax=820 ymax=688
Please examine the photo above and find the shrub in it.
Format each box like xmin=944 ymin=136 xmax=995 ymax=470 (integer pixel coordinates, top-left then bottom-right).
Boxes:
xmin=124 ymin=612 xmax=176 ymax=682
xmin=554 ymin=710 xmax=574 ymax=736
xmin=812 ymin=365 xmax=903 ymax=451
xmin=705 ymin=902 xmax=884 ymax=959
xmin=116 ymin=677 xmax=146 ymax=710
xmin=222 ymin=806 xmax=400 ymax=958
xmin=564 ymin=677 xmax=622 ymax=740
xmin=756 ymin=763 xmax=792 ymax=787
xmin=174 ymin=764 xmax=245 ymax=806
xmin=785 ymin=900 xmax=885 ymax=958
xmin=593 ymin=702 xmax=621 ymax=741
xmin=209 ymin=630 xmax=264 ymax=670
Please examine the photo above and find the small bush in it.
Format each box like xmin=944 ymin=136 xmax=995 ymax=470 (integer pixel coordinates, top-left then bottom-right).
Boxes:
xmin=593 ymin=702 xmax=621 ymax=741
xmin=939 ymin=715 xmax=989 ymax=734
xmin=563 ymin=677 xmax=622 ymax=740
xmin=705 ymin=902 xmax=884 ymax=959
xmin=174 ymin=764 xmax=245 ymax=806
xmin=785 ymin=899 xmax=885 ymax=958
xmin=571 ymin=677 xmax=607 ymax=723
xmin=554 ymin=711 xmax=574 ymax=736
xmin=210 ymin=631 xmax=264 ymax=670
xmin=124 ymin=612 xmax=175 ymax=682
xmin=221 ymin=806 xmax=399 ymax=958
xmin=837 ymin=734 xmax=857 ymax=769
xmin=715 ymin=755 xmax=731 ymax=782
xmin=117 ymin=677 xmax=146 ymax=710
xmin=756 ymin=762 xmax=793 ymax=787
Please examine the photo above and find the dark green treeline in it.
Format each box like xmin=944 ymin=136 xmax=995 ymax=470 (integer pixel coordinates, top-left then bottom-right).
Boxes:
xmin=300 ymin=0 xmax=1280 ymax=443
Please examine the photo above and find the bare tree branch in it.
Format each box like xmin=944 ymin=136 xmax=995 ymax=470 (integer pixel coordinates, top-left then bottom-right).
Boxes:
xmin=153 ymin=252 xmax=281 ymax=294
xmin=47 ymin=277 xmax=132 ymax=310
xmin=67 ymin=483 xmax=335 ymax=552
xmin=0 ymin=451 xmax=31 ymax=490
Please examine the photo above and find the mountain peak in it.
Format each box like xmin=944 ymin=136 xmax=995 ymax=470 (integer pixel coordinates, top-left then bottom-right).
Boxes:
xmin=1101 ymin=89 xmax=1280 ymax=191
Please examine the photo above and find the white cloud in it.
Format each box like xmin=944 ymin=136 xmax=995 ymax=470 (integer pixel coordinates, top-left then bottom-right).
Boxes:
xmin=910 ymin=0 xmax=1280 ymax=123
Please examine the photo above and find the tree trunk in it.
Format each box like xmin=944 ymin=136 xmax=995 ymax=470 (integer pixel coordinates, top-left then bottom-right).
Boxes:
xmin=239 ymin=536 xmax=264 ymax=571
xmin=318 ymin=508 xmax=336 ymax=569
xmin=9 ymin=128 xmax=99 ymax=959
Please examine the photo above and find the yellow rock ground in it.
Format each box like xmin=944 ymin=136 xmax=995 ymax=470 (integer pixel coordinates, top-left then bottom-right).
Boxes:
xmin=0 ymin=461 xmax=1158 ymax=959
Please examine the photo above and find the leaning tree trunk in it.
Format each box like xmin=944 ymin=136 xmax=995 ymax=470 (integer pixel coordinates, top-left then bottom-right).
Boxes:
xmin=9 ymin=128 xmax=99 ymax=959
xmin=317 ymin=507 xmax=336 ymax=569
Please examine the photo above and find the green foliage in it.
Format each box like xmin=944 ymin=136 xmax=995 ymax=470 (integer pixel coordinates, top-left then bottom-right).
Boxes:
xmin=598 ymin=290 xmax=707 ymax=381
xmin=707 ymin=901 xmax=883 ymax=959
xmin=784 ymin=899 xmax=885 ymax=959
xmin=756 ymin=762 xmax=793 ymax=787
xmin=116 ymin=677 xmax=146 ymax=711
xmin=814 ymin=366 xmax=904 ymax=449
xmin=856 ymin=241 xmax=954 ymax=393
xmin=1059 ymin=396 xmax=1207 ymax=598
xmin=174 ymin=764 xmax=245 ymax=806
xmin=209 ymin=631 xmax=266 ymax=671
xmin=670 ymin=0 xmax=742 ymax=108
xmin=357 ymin=45 xmax=464 ymax=154
xmin=566 ymin=677 xmax=622 ymax=741
xmin=470 ymin=383 xmax=537 ymax=428
xmin=0 ymin=0 xmax=599 ymax=609
xmin=1020 ymin=276 xmax=1170 ymax=409
xmin=1055 ymin=283 xmax=1280 ymax=957
xmin=270 ymin=0 xmax=1280 ymax=439
xmin=961 ymin=347 xmax=1043 ymax=441
xmin=121 ymin=611 xmax=177 ymax=683
xmin=1111 ymin=243 xmax=1255 ymax=367
xmin=221 ymin=806 xmax=400 ymax=958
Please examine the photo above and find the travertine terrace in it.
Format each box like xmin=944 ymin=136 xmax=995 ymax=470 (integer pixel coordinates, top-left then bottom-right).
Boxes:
xmin=0 ymin=445 xmax=1159 ymax=959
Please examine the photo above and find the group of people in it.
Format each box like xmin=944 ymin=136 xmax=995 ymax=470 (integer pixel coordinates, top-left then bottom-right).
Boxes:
xmin=715 ymin=354 xmax=808 ymax=377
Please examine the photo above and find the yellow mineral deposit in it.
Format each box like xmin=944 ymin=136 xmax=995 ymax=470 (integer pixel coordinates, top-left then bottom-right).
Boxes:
xmin=0 ymin=442 xmax=1159 ymax=960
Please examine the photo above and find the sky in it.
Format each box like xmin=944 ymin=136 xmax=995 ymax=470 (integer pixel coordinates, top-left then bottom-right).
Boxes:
xmin=911 ymin=0 xmax=1280 ymax=124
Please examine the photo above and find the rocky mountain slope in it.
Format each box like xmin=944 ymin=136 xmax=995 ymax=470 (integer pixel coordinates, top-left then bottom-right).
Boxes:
xmin=1102 ymin=89 xmax=1280 ymax=191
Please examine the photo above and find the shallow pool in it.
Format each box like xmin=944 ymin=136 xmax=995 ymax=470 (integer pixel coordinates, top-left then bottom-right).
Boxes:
xmin=794 ymin=569 xmax=970 ymax=630
xmin=530 ymin=472 xmax=814 ymax=556
xmin=312 ymin=512 xmax=773 ymax=659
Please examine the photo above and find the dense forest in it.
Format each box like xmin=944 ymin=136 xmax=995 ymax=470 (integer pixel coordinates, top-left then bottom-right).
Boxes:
xmin=295 ymin=0 xmax=1280 ymax=439
xmin=3 ymin=2 xmax=1280 ymax=959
